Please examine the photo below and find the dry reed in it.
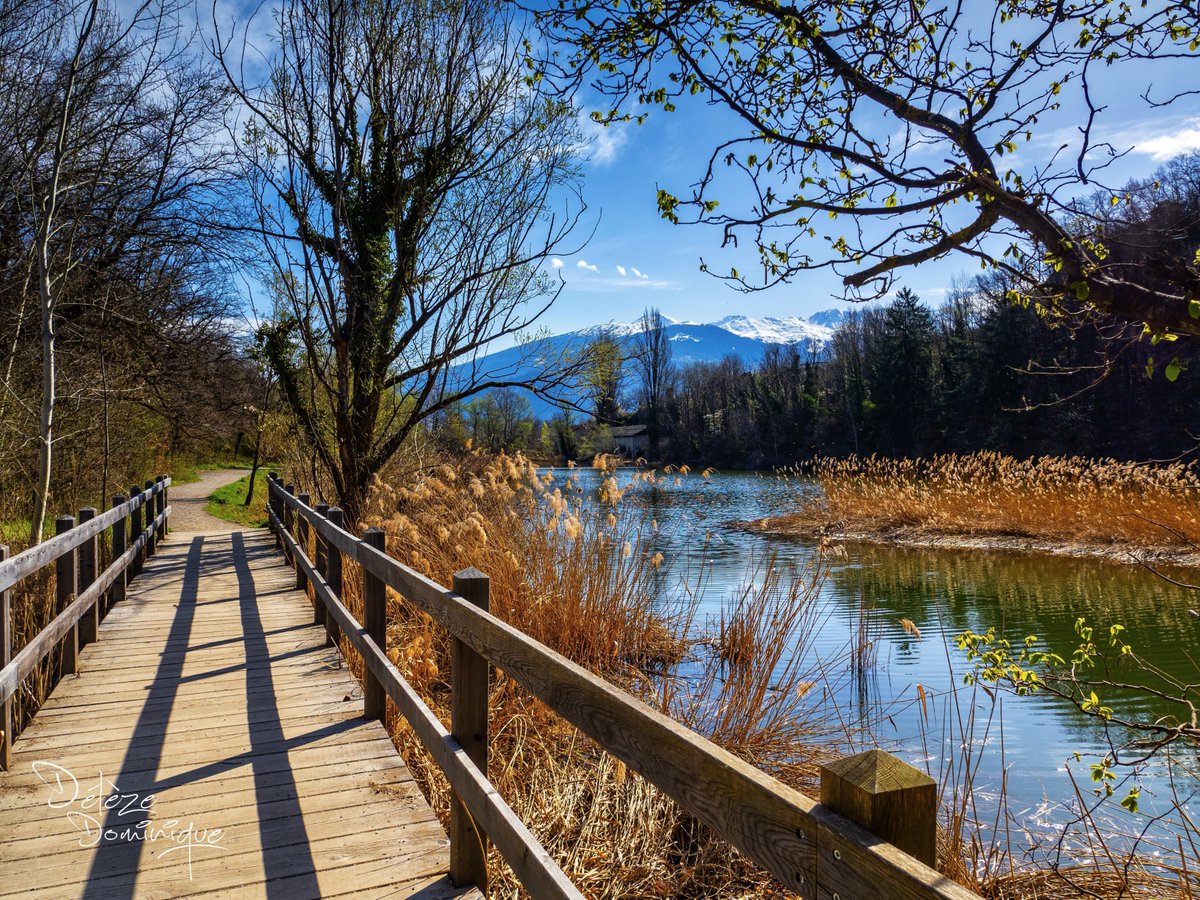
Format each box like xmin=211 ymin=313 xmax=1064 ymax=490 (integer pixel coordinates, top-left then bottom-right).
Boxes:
xmin=774 ymin=453 xmax=1200 ymax=552
xmin=358 ymin=451 xmax=832 ymax=898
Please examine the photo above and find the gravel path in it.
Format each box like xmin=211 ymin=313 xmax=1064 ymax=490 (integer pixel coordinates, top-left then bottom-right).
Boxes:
xmin=168 ymin=468 xmax=251 ymax=533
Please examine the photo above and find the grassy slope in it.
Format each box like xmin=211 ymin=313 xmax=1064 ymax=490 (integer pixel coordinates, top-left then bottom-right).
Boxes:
xmin=204 ymin=468 xmax=272 ymax=528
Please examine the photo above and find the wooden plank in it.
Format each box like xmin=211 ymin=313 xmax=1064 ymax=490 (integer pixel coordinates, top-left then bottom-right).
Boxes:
xmin=0 ymin=526 xmax=468 ymax=899
xmin=362 ymin=527 xmax=387 ymax=721
xmin=76 ymin=507 xmax=99 ymax=647
xmin=0 ymin=803 xmax=448 ymax=895
xmin=0 ymin=545 xmax=9 ymax=770
xmin=450 ymin=568 xmax=490 ymax=891
xmin=0 ymin=749 xmax=415 ymax=823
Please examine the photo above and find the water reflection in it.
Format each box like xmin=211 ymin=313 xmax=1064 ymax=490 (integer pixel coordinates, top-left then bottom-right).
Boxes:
xmin=541 ymin=466 xmax=1200 ymax=825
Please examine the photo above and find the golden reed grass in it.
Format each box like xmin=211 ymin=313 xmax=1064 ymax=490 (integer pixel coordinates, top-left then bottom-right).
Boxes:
xmin=352 ymin=451 xmax=836 ymax=898
xmin=310 ymin=450 xmax=1193 ymax=898
xmin=778 ymin=452 xmax=1200 ymax=550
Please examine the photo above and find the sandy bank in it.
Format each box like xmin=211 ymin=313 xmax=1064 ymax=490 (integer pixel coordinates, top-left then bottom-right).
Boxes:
xmin=740 ymin=515 xmax=1200 ymax=571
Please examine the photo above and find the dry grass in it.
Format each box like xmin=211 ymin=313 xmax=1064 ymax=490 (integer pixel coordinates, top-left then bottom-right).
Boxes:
xmin=773 ymin=453 xmax=1200 ymax=551
xmin=353 ymin=451 xmax=836 ymax=898
xmin=304 ymin=450 xmax=1197 ymax=898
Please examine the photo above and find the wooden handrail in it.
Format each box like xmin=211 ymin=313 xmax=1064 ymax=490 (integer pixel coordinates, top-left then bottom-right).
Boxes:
xmin=268 ymin=476 xmax=978 ymax=899
xmin=0 ymin=478 xmax=171 ymax=761
xmin=269 ymin=496 xmax=580 ymax=898
xmin=0 ymin=480 xmax=166 ymax=595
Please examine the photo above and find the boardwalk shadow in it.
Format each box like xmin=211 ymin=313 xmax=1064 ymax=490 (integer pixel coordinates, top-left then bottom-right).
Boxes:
xmin=81 ymin=533 xmax=321 ymax=899
xmin=230 ymin=529 xmax=320 ymax=898
xmin=82 ymin=535 xmax=205 ymax=899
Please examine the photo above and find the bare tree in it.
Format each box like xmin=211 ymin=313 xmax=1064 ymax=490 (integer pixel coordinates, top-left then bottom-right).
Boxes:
xmin=1 ymin=0 xmax=235 ymax=540
xmin=635 ymin=307 xmax=673 ymax=454
xmin=217 ymin=0 xmax=583 ymax=522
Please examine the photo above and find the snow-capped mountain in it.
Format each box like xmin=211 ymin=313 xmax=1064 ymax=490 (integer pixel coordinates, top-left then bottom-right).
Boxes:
xmin=711 ymin=314 xmax=833 ymax=345
xmin=580 ymin=310 xmax=840 ymax=347
xmin=455 ymin=309 xmax=845 ymax=418
xmin=807 ymin=308 xmax=846 ymax=329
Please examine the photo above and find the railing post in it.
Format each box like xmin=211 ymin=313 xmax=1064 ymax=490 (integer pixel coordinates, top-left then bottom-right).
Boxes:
xmin=362 ymin=527 xmax=387 ymax=722
xmin=1 ymin=544 xmax=11 ymax=770
xmin=313 ymin=502 xmax=329 ymax=629
xmin=450 ymin=567 xmax=491 ymax=891
xmin=819 ymin=748 xmax=938 ymax=869
xmin=296 ymin=492 xmax=311 ymax=592
xmin=77 ymin=508 xmax=99 ymax=647
xmin=55 ymin=515 xmax=78 ymax=676
xmin=268 ymin=473 xmax=280 ymax=545
xmin=128 ymin=485 xmax=143 ymax=577
xmin=325 ymin=508 xmax=344 ymax=648
xmin=155 ymin=475 xmax=166 ymax=542
xmin=284 ymin=484 xmax=295 ymax=566
xmin=111 ymin=494 xmax=127 ymax=609
xmin=144 ymin=480 xmax=156 ymax=557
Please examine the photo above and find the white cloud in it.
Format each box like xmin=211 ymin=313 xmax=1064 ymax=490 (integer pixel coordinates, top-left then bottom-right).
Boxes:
xmin=577 ymin=113 xmax=631 ymax=166
xmin=550 ymin=257 xmax=564 ymax=268
xmin=631 ymin=267 xmax=647 ymax=278
xmin=1134 ymin=118 xmax=1200 ymax=161
xmin=567 ymin=276 xmax=677 ymax=293
xmin=576 ymin=259 xmax=600 ymax=273
xmin=616 ymin=265 xmax=627 ymax=276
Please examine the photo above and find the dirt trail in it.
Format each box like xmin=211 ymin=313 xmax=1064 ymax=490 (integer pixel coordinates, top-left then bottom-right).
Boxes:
xmin=167 ymin=468 xmax=249 ymax=533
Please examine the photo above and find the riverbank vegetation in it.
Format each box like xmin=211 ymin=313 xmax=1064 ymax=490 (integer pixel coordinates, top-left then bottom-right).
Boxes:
xmin=755 ymin=453 xmax=1200 ymax=562
xmin=328 ymin=452 xmax=1196 ymax=897
xmin=345 ymin=452 xmax=842 ymax=896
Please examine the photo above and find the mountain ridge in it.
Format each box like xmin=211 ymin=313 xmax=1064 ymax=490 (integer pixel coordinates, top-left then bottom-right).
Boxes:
xmin=459 ymin=308 xmax=846 ymax=419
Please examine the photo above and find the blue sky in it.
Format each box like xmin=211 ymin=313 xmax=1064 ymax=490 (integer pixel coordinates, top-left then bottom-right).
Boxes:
xmin=539 ymin=41 xmax=1200 ymax=336
xmin=219 ymin=1 xmax=1200 ymax=340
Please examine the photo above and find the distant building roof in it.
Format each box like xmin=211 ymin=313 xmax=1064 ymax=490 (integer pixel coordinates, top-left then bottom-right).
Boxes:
xmin=609 ymin=424 xmax=647 ymax=437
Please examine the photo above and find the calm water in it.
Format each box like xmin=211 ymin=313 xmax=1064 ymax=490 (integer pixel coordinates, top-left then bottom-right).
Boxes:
xmin=544 ymin=466 xmax=1200 ymax=850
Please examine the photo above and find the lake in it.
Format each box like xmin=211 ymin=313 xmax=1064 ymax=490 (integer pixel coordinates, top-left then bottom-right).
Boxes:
xmin=543 ymin=465 xmax=1200 ymax=860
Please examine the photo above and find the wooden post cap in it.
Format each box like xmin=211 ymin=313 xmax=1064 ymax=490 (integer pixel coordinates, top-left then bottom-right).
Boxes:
xmin=820 ymin=748 xmax=937 ymax=867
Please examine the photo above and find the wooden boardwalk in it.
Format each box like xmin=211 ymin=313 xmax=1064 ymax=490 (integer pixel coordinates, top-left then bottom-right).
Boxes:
xmin=0 ymin=528 xmax=478 ymax=899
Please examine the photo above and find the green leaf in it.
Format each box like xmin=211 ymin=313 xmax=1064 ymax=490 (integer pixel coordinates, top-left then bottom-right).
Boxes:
xmin=1165 ymin=357 xmax=1182 ymax=382
xmin=1188 ymin=298 xmax=1200 ymax=319
xmin=1120 ymin=787 xmax=1140 ymax=813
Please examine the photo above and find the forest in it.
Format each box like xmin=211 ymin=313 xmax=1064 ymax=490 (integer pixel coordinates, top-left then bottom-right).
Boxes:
xmin=436 ymin=153 xmax=1200 ymax=469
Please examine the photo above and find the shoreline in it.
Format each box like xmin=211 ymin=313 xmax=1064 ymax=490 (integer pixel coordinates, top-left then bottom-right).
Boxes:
xmin=740 ymin=515 xmax=1200 ymax=571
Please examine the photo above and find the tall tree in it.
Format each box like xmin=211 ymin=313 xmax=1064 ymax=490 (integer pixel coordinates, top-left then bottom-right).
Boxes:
xmin=869 ymin=288 xmax=936 ymax=456
xmin=540 ymin=0 xmax=1200 ymax=336
xmin=584 ymin=330 xmax=624 ymax=424
xmin=1 ymin=0 xmax=234 ymax=540
xmin=219 ymin=0 xmax=582 ymax=521
xmin=634 ymin=307 xmax=673 ymax=453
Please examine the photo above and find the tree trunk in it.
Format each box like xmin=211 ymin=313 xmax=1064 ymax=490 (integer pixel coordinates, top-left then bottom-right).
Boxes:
xmin=27 ymin=0 xmax=98 ymax=545
xmin=244 ymin=439 xmax=261 ymax=506
xmin=30 ymin=257 xmax=56 ymax=545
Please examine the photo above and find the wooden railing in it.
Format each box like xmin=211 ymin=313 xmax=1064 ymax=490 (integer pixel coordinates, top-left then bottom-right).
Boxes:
xmin=267 ymin=475 xmax=978 ymax=900
xmin=0 ymin=476 xmax=171 ymax=770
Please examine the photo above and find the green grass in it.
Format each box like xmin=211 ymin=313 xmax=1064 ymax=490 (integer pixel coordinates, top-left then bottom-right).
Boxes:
xmin=204 ymin=468 xmax=272 ymax=528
